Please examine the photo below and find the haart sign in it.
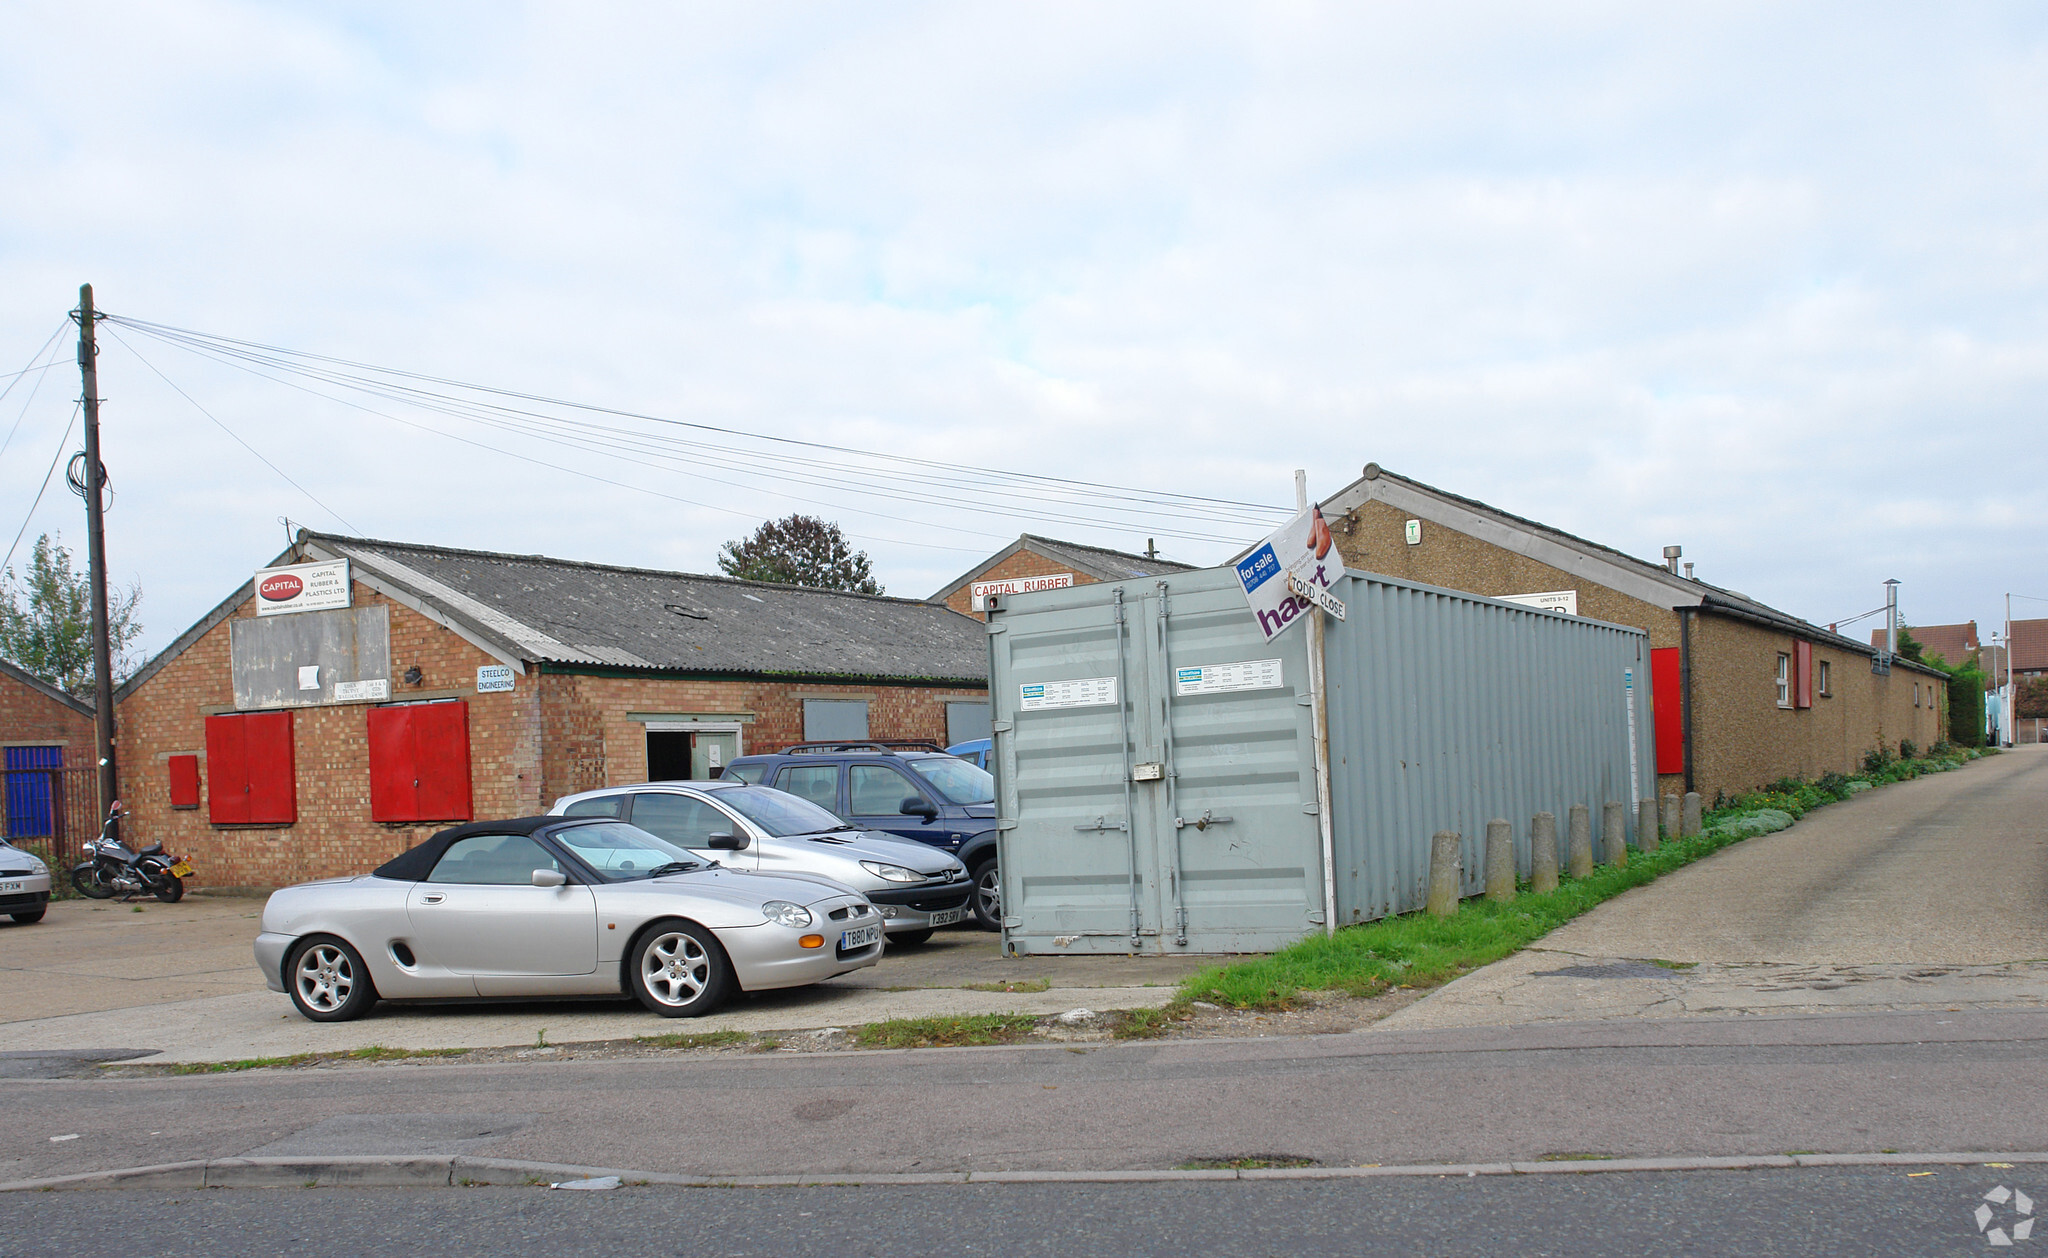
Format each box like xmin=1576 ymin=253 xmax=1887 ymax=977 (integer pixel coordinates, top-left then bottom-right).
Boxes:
xmin=1234 ymin=507 xmax=1347 ymax=642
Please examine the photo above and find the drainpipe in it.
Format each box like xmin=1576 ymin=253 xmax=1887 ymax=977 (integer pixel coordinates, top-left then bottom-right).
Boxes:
xmin=1678 ymin=607 xmax=1696 ymax=796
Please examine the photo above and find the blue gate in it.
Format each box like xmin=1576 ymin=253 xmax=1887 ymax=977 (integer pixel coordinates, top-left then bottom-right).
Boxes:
xmin=5 ymin=745 xmax=63 ymax=839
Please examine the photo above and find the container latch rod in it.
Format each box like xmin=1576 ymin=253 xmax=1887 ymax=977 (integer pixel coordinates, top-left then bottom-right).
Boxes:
xmin=1174 ymin=810 xmax=1234 ymax=832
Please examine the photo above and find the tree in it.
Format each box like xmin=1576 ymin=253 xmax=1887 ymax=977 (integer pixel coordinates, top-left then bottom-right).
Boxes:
xmin=0 ymin=533 xmax=143 ymax=693
xmin=716 ymin=515 xmax=883 ymax=595
xmin=1895 ymin=624 xmax=1925 ymax=663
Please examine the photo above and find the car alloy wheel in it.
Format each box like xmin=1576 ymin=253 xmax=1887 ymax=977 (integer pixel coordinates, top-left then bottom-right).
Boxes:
xmin=973 ymin=861 xmax=1001 ymax=931
xmin=630 ymin=921 xmax=732 ymax=1018
xmin=287 ymin=936 xmax=378 ymax=1022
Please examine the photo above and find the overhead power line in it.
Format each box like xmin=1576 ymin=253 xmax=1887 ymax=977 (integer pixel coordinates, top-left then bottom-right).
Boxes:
xmin=2 ymin=402 xmax=81 ymax=576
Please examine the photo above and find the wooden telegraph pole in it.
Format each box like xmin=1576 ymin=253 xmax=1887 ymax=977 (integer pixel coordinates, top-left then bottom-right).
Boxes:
xmin=73 ymin=284 xmax=119 ymax=835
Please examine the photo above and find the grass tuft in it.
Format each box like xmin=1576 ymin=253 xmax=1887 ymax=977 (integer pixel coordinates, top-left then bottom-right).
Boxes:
xmin=634 ymin=1030 xmax=752 ymax=1051
xmin=852 ymin=1014 xmax=1040 ymax=1049
xmin=1106 ymin=1007 xmax=1188 ymax=1040
xmin=159 ymin=1045 xmax=469 ymax=1074
xmin=1176 ymin=1155 xmax=1319 ymax=1171
xmin=959 ymin=978 xmax=1052 ymax=993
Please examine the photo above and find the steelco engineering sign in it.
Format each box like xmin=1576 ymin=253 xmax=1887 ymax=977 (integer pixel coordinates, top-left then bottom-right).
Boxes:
xmin=253 ymin=559 xmax=352 ymax=617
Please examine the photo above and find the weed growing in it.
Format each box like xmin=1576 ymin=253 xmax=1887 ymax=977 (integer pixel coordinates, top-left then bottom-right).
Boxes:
xmin=852 ymin=1014 xmax=1039 ymax=1049
xmin=634 ymin=1030 xmax=752 ymax=1051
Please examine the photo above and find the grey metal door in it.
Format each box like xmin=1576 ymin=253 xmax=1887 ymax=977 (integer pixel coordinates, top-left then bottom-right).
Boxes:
xmin=991 ymin=570 xmax=1325 ymax=955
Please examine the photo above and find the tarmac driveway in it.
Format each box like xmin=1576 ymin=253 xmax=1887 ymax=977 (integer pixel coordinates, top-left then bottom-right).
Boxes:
xmin=0 ymin=896 xmax=1205 ymax=1064
xmin=1383 ymin=745 xmax=2048 ymax=1032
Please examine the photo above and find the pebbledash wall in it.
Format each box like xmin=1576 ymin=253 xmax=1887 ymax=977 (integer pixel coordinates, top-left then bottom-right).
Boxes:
xmin=116 ymin=577 xmax=985 ymax=891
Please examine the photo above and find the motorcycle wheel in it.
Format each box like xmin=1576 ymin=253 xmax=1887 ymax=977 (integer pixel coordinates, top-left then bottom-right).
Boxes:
xmin=152 ymin=874 xmax=184 ymax=904
xmin=70 ymin=863 xmax=116 ymax=899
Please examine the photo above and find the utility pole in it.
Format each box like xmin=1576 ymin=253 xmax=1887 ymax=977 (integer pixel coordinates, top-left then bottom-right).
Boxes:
xmin=73 ymin=284 xmax=118 ymax=835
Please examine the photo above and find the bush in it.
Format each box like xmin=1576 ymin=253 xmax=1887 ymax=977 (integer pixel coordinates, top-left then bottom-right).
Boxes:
xmin=1862 ymin=743 xmax=1895 ymax=775
xmin=1898 ymin=738 xmax=1918 ymax=761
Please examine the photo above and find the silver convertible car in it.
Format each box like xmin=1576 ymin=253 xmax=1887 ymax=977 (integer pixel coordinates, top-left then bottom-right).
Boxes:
xmin=254 ymin=815 xmax=884 ymax=1022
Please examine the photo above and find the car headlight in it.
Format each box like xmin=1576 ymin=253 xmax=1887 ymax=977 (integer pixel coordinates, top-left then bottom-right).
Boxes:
xmin=859 ymin=860 xmax=924 ymax=883
xmin=761 ymin=900 xmax=812 ymax=928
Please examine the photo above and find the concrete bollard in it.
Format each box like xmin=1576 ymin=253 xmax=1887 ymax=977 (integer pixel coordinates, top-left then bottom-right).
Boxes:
xmin=1485 ymin=818 xmax=1514 ymax=902
xmin=1602 ymin=801 xmax=1628 ymax=868
xmin=1567 ymin=804 xmax=1594 ymax=880
xmin=1530 ymin=811 xmax=1559 ymax=894
xmin=1637 ymin=799 xmax=1660 ymax=855
xmin=1661 ymin=794 xmax=1682 ymax=842
xmin=1427 ymin=831 xmax=1462 ymax=917
xmin=1682 ymin=792 xmax=1702 ymax=837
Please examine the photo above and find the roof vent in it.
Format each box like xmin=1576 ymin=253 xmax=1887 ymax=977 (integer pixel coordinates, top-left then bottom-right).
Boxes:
xmin=1361 ymin=462 xmax=1382 ymax=480
xmin=1662 ymin=544 xmax=1682 ymax=574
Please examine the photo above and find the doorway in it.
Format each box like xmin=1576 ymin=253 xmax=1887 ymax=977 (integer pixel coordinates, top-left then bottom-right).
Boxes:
xmin=643 ymin=725 xmax=743 ymax=781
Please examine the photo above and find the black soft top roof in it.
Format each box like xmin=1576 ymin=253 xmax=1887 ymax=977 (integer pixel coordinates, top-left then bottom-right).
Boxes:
xmin=371 ymin=815 xmax=606 ymax=882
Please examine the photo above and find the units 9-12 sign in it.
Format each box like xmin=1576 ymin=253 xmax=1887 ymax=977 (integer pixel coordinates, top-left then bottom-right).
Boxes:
xmin=253 ymin=559 xmax=352 ymax=617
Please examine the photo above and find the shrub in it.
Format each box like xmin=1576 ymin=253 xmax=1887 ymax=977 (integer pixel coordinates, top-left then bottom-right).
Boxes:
xmin=1898 ymin=739 xmax=1918 ymax=761
xmin=1862 ymin=743 xmax=1895 ymax=775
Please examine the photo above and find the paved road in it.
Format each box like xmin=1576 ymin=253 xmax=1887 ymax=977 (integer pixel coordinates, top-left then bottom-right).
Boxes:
xmin=0 ymin=1166 xmax=2032 ymax=1256
xmin=1384 ymin=747 xmax=2048 ymax=1032
xmin=6 ymin=1008 xmax=2046 ymax=1184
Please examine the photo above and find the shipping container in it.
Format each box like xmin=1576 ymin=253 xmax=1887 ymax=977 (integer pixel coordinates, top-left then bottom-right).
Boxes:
xmin=986 ymin=565 xmax=1654 ymax=954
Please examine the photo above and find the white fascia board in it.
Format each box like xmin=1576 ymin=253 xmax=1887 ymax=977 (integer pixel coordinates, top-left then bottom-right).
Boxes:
xmin=302 ymin=542 xmax=536 ymax=674
xmin=1325 ymin=478 xmax=1704 ymax=611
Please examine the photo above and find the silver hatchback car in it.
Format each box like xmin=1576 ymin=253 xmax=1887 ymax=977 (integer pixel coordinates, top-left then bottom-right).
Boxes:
xmin=550 ymin=781 xmax=973 ymax=945
xmin=0 ymin=836 xmax=52 ymax=924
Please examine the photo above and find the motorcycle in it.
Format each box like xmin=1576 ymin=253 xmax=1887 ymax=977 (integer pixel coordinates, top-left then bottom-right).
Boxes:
xmin=70 ymin=801 xmax=191 ymax=903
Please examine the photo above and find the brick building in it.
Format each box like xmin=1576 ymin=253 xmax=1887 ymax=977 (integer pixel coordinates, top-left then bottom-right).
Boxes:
xmin=931 ymin=534 xmax=1193 ymax=621
xmin=1869 ymin=621 xmax=1979 ymax=670
xmin=115 ymin=531 xmax=988 ymax=891
xmin=1319 ymin=464 xmax=1949 ymax=803
xmin=0 ymin=657 xmax=97 ymax=854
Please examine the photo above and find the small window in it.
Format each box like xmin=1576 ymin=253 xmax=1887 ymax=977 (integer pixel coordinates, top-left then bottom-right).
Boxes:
xmin=1775 ymin=654 xmax=1791 ymax=708
xmin=167 ymin=754 xmax=200 ymax=810
xmin=366 ymin=701 xmax=472 ymax=823
xmin=205 ymin=711 xmax=296 ymax=826
xmin=561 ymin=796 xmax=624 ymax=818
xmin=628 ymin=793 xmax=733 ymax=847
xmin=850 ymin=764 xmax=923 ymax=815
xmin=1914 ymin=683 xmax=1922 ymax=707
xmin=774 ymin=764 xmax=841 ymax=813
xmin=427 ymin=833 xmax=561 ymax=885
xmin=724 ymin=762 xmax=767 ymax=784
xmin=1817 ymin=660 xmax=1831 ymax=697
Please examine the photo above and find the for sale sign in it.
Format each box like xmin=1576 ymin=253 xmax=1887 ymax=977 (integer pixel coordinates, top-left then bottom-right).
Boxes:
xmin=1235 ymin=507 xmax=1346 ymax=642
xmin=253 ymin=559 xmax=352 ymax=617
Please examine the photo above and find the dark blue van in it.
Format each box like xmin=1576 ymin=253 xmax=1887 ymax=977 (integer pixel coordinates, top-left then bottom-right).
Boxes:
xmin=722 ymin=742 xmax=1000 ymax=930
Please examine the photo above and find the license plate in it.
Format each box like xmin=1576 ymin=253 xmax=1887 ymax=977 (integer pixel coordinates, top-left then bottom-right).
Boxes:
xmin=169 ymin=862 xmax=192 ymax=878
xmin=840 ymin=924 xmax=882 ymax=950
xmin=927 ymin=907 xmax=966 ymax=927
xmin=0 ymin=881 xmax=19 ymax=894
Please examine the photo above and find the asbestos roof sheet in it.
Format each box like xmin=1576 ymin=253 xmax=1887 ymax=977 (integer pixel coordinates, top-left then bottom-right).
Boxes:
xmin=306 ymin=533 xmax=989 ymax=683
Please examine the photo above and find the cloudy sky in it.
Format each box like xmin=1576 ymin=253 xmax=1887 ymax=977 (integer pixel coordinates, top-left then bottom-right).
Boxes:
xmin=3 ymin=2 xmax=2044 ymax=660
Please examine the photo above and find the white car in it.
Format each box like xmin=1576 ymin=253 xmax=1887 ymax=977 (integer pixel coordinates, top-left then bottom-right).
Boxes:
xmin=254 ymin=815 xmax=884 ymax=1021
xmin=0 ymin=837 xmax=51 ymax=924
xmin=550 ymin=781 xmax=974 ymax=945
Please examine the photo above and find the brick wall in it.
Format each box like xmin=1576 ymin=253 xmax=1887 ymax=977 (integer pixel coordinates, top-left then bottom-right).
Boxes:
xmin=539 ymin=672 xmax=990 ymax=801
xmin=116 ymin=577 xmax=990 ymax=889
xmin=115 ymin=582 xmax=547 ymax=891
xmin=0 ymin=674 xmax=94 ymax=753
xmin=942 ymin=547 xmax=1093 ymax=619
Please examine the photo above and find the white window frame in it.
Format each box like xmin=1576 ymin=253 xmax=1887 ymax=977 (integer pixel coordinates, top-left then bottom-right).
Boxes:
xmin=1817 ymin=659 xmax=1831 ymax=697
xmin=1775 ymin=653 xmax=1791 ymax=708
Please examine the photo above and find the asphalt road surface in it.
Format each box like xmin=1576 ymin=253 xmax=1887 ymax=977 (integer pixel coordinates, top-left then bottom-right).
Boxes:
xmin=7 ymin=1008 xmax=2047 ymax=1184
xmin=0 ymin=1167 xmax=2034 ymax=1257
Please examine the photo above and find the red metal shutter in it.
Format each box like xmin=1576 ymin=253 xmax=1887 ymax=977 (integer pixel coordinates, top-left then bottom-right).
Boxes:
xmin=243 ymin=711 xmax=297 ymax=825
xmin=1794 ymin=640 xmax=1813 ymax=709
xmin=412 ymin=702 xmax=473 ymax=822
xmin=205 ymin=714 xmax=250 ymax=825
xmin=366 ymin=704 xmax=419 ymax=823
xmin=168 ymin=754 xmax=200 ymax=809
xmin=1650 ymin=647 xmax=1684 ymax=776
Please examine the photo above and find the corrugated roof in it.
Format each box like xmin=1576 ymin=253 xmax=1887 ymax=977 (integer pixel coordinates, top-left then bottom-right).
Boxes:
xmin=297 ymin=533 xmax=990 ymax=684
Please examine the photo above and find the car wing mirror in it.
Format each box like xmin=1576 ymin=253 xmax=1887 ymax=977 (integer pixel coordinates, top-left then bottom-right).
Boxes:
xmin=706 ymin=832 xmax=748 ymax=850
xmin=531 ymin=869 xmax=568 ymax=888
xmin=900 ymin=796 xmax=938 ymax=818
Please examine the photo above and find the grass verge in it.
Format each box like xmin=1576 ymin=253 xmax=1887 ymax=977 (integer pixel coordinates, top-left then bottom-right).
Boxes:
xmin=960 ymin=978 xmax=1052 ymax=993
xmin=1179 ymin=746 xmax=1990 ymax=1011
xmin=157 ymin=1045 xmax=470 ymax=1074
xmin=852 ymin=1014 xmax=1040 ymax=1049
xmin=634 ymin=1030 xmax=753 ymax=1051
xmin=1176 ymin=1156 xmax=1319 ymax=1170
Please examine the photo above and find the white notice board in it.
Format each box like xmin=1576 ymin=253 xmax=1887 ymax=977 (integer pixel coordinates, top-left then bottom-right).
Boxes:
xmin=1174 ymin=659 xmax=1284 ymax=696
xmin=1019 ymin=677 xmax=1118 ymax=711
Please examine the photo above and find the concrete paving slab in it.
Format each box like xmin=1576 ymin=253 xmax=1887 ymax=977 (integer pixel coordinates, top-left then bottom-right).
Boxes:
xmin=0 ymin=981 xmax=1178 ymax=1063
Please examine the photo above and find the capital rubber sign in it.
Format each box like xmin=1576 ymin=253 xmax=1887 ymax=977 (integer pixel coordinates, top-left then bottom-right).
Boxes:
xmin=253 ymin=559 xmax=352 ymax=617
xmin=1235 ymin=507 xmax=1346 ymax=642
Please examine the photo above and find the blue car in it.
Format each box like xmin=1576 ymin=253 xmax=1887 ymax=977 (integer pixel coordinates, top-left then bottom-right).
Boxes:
xmin=947 ymin=738 xmax=990 ymax=770
xmin=722 ymin=742 xmax=1001 ymax=930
